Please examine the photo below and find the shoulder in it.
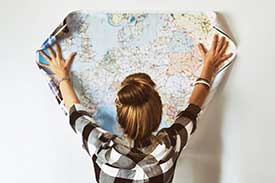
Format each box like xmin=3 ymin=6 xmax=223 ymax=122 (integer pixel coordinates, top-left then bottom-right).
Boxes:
xmin=156 ymin=103 xmax=201 ymax=151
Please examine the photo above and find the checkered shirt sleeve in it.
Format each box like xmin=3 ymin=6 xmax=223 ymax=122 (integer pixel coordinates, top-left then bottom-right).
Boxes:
xmin=69 ymin=103 xmax=114 ymax=156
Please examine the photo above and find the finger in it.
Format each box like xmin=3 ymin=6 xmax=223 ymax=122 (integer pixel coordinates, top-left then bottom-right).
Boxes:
xmin=40 ymin=50 xmax=52 ymax=63
xmin=210 ymin=34 xmax=218 ymax=51
xmin=65 ymin=52 xmax=77 ymax=68
xmin=219 ymin=41 xmax=229 ymax=55
xmin=37 ymin=61 xmax=49 ymax=68
xmin=54 ymin=43 xmax=62 ymax=59
xmin=216 ymin=36 xmax=225 ymax=52
xmin=215 ymin=53 xmax=233 ymax=66
xmin=198 ymin=43 xmax=208 ymax=55
xmin=47 ymin=46 xmax=56 ymax=59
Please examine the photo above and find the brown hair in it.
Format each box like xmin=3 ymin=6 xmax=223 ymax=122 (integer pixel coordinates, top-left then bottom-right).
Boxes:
xmin=115 ymin=73 xmax=162 ymax=147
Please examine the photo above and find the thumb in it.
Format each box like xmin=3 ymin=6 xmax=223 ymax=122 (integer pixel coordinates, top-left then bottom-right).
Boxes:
xmin=65 ymin=52 xmax=77 ymax=68
xmin=37 ymin=61 xmax=50 ymax=68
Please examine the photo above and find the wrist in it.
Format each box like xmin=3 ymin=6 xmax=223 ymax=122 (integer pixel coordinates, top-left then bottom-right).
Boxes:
xmin=58 ymin=76 xmax=71 ymax=86
xmin=56 ymin=70 xmax=70 ymax=79
xmin=200 ymin=64 xmax=215 ymax=81
xmin=59 ymin=78 xmax=71 ymax=85
xmin=57 ymin=74 xmax=69 ymax=80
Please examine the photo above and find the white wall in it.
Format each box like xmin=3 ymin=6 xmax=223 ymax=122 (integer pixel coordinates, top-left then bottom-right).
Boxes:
xmin=1 ymin=0 xmax=274 ymax=183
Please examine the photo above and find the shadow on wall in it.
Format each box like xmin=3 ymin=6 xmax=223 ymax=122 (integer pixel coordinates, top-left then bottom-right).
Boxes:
xmin=216 ymin=12 xmax=238 ymax=44
xmin=174 ymin=62 xmax=234 ymax=183
xmin=174 ymin=13 xmax=237 ymax=183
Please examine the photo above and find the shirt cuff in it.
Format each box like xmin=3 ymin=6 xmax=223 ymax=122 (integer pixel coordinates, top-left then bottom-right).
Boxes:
xmin=175 ymin=103 xmax=201 ymax=134
xmin=185 ymin=103 xmax=201 ymax=116
xmin=69 ymin=103 xmax=87 ymax=115
xmin=69 ymin=103 xmax=92 ymax=133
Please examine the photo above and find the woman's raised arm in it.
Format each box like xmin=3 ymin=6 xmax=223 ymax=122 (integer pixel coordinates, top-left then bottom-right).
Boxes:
xmin=189 ymin=34 xmax=233 ymax=107
xmin=38 ymin=43 xmax=79 ymax=111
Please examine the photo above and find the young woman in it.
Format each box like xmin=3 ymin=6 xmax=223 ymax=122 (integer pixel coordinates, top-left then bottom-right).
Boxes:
xmin=39 ymin=34 xmax=233 ymax=183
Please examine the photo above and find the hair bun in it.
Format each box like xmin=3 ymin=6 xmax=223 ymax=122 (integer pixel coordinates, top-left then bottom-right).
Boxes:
xmin=117 ymin=79 xmax=153 ymax=106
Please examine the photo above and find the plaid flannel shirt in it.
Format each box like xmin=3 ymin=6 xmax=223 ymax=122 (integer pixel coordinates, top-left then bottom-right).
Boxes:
xmin=69 ymin=102 xmax=201 ymax=183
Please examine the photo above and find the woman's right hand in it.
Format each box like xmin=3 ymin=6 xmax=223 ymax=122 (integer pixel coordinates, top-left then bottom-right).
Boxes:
xmin=198 ymin=34 xmax=233 ymax=81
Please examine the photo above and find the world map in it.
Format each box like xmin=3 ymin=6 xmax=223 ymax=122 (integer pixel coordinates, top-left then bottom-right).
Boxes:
xmin=39 ymin=11 xmax=236 ymax=135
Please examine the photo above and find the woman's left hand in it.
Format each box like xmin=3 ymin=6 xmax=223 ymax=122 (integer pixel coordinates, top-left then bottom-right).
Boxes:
xmin=38 ymin=43 xmax=77 ymax=79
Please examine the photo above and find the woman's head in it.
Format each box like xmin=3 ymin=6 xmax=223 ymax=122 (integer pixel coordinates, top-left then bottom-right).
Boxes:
xmin=115 ymin=73 xmax=162 ymax=146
